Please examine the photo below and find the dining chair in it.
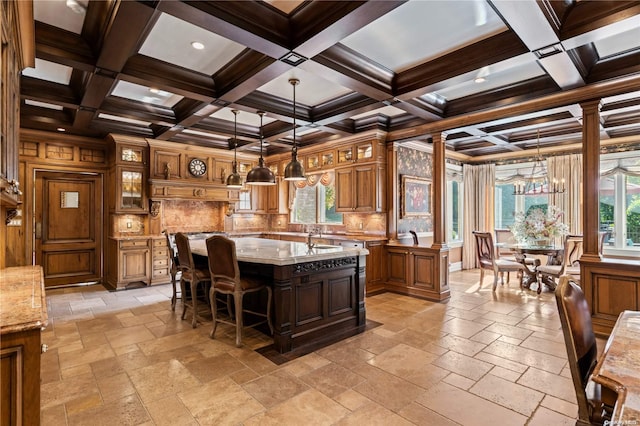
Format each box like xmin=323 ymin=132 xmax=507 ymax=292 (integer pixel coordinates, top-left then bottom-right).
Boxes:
xmin=555 ymin=275 xmax=616 ymax=425
xmin=174 ymin=232 xmax=212 ymax=328
xmin=473 ymin=231 xmax=524 ymax=291
xmin=494 ymin=228 xmax=537 ymax=283
xmin=163 ymin=230 xmax=180 ymax=311
xmin=538 ymin=234 xmax=583 ymax=290
xmin=206 ymin=235 xmax=273 ymax=347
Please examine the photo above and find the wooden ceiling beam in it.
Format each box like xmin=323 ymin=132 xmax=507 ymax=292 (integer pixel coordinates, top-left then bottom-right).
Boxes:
xmin=121 ymin=54 xmax=216 ymax=102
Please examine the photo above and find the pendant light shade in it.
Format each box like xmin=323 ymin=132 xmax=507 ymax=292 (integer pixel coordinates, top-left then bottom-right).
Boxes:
xmin=246 ymin=111 xmax=276 ymax=186
xmin=226 ymin=109 xmax=243 ymax=189
xmin=284 ymin=78 xmax=305 ymax=181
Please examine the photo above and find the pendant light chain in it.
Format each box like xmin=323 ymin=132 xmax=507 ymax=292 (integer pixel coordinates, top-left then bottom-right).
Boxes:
xmin=284 ymin=78 xmax=305 ymax=181
xmin=226 ymin=109 xmax=242 ymax=188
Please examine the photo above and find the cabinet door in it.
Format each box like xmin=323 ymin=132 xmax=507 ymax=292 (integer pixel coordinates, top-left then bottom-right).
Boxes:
xmin=251 ymin=185 xmax=268 ymax=212
xmin=385 ymin=247 xmax=409 ymax=287
xmin=267 ymin=180 xmax=279 ymax=213
xmin=116 ymin=166 xmax=147 ymax=212
xmin=365 ymin=241 xmax=385 ymax=293
xmin=354 ymin=165 xmax=375 ymax=211
xmin=335 ymin=167 xmax=354 ymax=212
xmin=121 ymin=249 xmax=150 ymax=282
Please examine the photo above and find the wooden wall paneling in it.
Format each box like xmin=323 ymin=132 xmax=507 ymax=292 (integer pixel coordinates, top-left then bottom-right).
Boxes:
xmin=581 ymin=258 xmax=640 ymax=336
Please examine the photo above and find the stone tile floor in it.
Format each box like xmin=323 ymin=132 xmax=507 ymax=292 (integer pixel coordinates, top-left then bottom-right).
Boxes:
xmin=40 ymin=270 xmax=600 ymax=425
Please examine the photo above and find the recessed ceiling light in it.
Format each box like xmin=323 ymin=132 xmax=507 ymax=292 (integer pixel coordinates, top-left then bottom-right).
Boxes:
xmin=191 ymin=41 xmax=205 ymax=50
xmin=57 ymin=127 xmax=66 ymax=132
xmin=474 ymin=77 xmax=486 ymax=83
xmin=149 ymin=88 xmax=160 ymax=94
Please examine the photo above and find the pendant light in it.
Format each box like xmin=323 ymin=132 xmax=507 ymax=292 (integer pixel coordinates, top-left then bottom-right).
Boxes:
xmin=225 ymin=109 xmax=243 ymax=188
xmin=284 ymin=78 xmax=305 ymax=181
xmin=246 ymin=111 xmax=276 ymax=186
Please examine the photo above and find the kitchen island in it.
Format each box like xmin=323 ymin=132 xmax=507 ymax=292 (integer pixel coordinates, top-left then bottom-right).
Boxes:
xmin=190 ymin=237 xmax=368 ymax=353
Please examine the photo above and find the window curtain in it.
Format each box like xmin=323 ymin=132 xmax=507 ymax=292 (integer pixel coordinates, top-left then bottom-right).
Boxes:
xmin=462 ymin=163 xmax=495 ymax=269
xmin=547 ymin=154 xmax=582 ymax=234
xmin=288 ymin=172 xmax=334 ymax=209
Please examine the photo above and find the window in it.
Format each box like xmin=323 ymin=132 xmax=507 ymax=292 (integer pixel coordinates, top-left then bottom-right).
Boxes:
xmin=446 ymin=167 xmax=463 ymax=242
xmin=290 ymin=172 xmax=342 ymax=224
xmin=600 ymin=154 xmax=640 ymax=251
xmin=238 ymin=190 xmax=251 ymax=211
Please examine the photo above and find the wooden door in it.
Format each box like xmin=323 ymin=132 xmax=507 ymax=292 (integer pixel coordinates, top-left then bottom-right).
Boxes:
xmin=34 ymin=172 xmax=102 ymax=287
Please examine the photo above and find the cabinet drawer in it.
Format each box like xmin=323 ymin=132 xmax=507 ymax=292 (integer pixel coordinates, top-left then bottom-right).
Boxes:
xmin=153 ymin=268 xmax=169 ymax=277
xmin=153 ymin=258 xmax=168 ymax=267
xmin=153 ymin=248 xmax=169 ymax=257
xmin=153 ymin=239 xmax=167 ymax=248
xmin=120 ymin=239 xmax=149 ymax=249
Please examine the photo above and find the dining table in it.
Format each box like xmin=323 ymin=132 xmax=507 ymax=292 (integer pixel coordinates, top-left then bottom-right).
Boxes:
xmin=591 ymin=310 xmax=640 ymax=423
xmin=503 ymin=243 xmax=563 ymax=293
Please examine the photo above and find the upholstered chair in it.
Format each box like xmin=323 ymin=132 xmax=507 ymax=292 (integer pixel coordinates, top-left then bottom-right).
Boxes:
xmin=538 ymin=235 xmax=583 ymax=290
xmin=174 ymin=232 xmax=211 ymax=328
xmin=206 ymin=235 xmax=273 ymax=347
xmin=555 ymin=275 xmax=616 ymax=425
xmin=473 ymin=231 xmax=524 ymax=291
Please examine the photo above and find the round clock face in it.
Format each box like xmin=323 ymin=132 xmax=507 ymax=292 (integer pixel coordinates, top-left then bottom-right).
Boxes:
xmin=189 ymin=158 xmax=207 ymax=177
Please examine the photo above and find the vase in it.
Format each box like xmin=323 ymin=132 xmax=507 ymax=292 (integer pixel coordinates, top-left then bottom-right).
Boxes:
xmin=533 ymin=238 xmax=550 ymax=246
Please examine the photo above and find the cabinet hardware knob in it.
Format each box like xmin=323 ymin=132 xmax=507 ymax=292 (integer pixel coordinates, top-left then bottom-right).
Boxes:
xmin=41 ymin=344 xmax=48 ymax=353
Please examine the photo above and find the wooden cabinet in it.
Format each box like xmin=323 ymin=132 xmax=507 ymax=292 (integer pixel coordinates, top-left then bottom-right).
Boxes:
xmin=108 ymin=138 xmax=148 ymax=214
xmin=116 ymin=166 xmax=147 ymax=212
xmin=106 ymin=238 xmax=151 ymax=290
xmin=151 ymin=237 xmax=170 ymax=285
xmin=335 ymin=163 xmax=385 ymax=212
xmin=386 ymin=246 xmax=410 ymax=287
xmin=337 ymin=141 xmax=374 ymax=165
xmin=251 ymin=185 xmax=268 ymax=212
xmin=384 ymin=244 xmax=450 ymax=301
xmin=364 ymin=241 xmax=385 ymax=294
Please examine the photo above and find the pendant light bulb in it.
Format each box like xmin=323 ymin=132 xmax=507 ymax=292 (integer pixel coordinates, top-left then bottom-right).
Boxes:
xmin=226 ymin=109 xmax=243 ymax=188
xmin=284 ymin=78 xmax=306 ymax=181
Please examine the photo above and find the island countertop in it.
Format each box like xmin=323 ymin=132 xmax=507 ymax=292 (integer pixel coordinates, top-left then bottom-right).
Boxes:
xmin=0 ymin=265 xmax=48 ymax=335
xmin=189 ymin=237 xmax=369 ymax=266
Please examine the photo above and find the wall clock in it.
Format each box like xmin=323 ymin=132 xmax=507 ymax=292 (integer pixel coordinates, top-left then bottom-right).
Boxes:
xmin=188 ymin=158 xmax=207 ymax=177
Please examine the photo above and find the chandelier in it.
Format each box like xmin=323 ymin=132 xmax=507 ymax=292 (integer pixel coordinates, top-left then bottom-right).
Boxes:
xmin=513 ymin=130 xmax=565 ymax=195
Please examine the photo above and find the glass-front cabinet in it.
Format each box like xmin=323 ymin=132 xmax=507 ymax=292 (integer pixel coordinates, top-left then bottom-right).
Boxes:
xmin=119 ymin=168 xmax=145 ymax=210
xmin=337 ymin=142 xmax=374 ymax=165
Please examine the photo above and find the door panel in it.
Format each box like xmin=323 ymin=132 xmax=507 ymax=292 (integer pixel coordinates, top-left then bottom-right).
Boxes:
xmin=35 ymin=172 xmax=102 ymax=287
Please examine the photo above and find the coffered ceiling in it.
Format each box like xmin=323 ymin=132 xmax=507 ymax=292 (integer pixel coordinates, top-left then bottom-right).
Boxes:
xmin=21 ymin=0 xmax=640 ymax=158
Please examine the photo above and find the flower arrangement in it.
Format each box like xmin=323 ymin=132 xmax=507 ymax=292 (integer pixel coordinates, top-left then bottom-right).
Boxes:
xmin=510 ymin=205 xmax=569 ymax=244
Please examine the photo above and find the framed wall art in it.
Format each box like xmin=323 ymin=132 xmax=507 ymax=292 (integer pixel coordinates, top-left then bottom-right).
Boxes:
xmin=401 ymin=175 xmax=431 ymax=218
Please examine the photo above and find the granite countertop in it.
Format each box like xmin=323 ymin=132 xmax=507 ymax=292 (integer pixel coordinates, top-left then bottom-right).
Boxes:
xmin=0 ymin=266 xmax=48 ymax=335
xmin=260 ymin=231 xmax=387 ymax=242
xmin=189 ymin=237 xmax=369 ymax=266
xmin=592 ymin=310 xmax=640 ymax=422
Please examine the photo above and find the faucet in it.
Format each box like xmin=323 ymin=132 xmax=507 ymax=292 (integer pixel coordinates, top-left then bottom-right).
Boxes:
xmin=307 ymin=226 xmax=320 ymax=250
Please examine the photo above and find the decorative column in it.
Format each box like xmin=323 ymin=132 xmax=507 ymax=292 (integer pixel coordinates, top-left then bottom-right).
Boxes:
xmin=580 ymin=99 xmax=602 ymax=261
xmin=431 ymin=132 xmax=448 ymax=250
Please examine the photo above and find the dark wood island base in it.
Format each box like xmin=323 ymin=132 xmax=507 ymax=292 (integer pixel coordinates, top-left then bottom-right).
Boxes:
xmin=191 ymin=238 xmax=369 ymax=354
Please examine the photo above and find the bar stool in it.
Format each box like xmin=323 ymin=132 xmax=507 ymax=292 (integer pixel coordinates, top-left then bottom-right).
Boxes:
xmin=174 ymin=232 xmax=211 ymax=328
